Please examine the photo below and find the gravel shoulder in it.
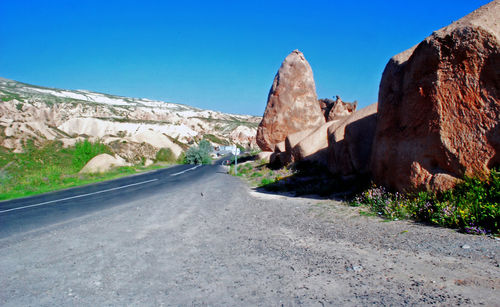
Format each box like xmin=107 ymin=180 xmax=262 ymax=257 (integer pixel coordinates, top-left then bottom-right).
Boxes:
xmin=0 ymin=166 xmax=498 ymax=305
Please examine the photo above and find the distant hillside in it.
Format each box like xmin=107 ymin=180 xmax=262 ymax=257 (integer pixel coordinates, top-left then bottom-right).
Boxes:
xmin=0 ymin=77 xmax=260 ymax=162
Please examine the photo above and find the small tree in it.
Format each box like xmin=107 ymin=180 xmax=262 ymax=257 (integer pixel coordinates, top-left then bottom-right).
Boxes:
xmin=198 ymin=139 xmax=212 ymax=154
xmin=184 ymin=140 xmax=212 ymax=164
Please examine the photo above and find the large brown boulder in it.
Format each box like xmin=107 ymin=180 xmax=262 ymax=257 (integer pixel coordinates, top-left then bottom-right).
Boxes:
xmin=327 ymin=96 xmax=357 ymax=121
xmin=292 ymin=121 xmax=338 ymax=164
xmin=257 ymin=151 xmax=273 ymax=163
xmin=371 ymin=1 xmax=500 ymax=192
xmin=269 ymin=128 xmax=316 ymax=168
xmin=256 ymin=50 xmax=325 ymax=151
xmin=274 ymin=141 xmax=286 ymax=153
xmin=284 ymin=128 xmax=316 ymax=156
xmin=318 ymin=96 xmax=357 ymax=122
xmin=328 ymin=103 xmax=378 ymax=176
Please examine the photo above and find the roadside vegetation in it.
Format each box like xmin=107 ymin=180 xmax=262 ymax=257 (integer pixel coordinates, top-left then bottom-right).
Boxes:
xmin=72 ymin=139 xmax=112 ymax=170
xmin=230 ymin=154 xmax=499 ymax=236
xmin=0 ymin=140 xmax=175 ymax=201
xmin=230 ymin=155 xmax=352 ymax=196
xmin=155 ymin=148 xmax=176 ymax=163
xmin=184 ymin=139 xmax=213 ymax=164
xmin=350 ymin=170 xmax=499 ymax=235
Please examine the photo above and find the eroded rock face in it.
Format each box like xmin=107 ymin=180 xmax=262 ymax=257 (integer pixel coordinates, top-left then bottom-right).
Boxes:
xmin=274 ymin=141 xmax=286 ymax=153
xmin=285 ymin=128 xmax=316 ymax=156
xmin=256 ymin=50 xmax=325 ymax=151
xmin=318 ymin=96 xmax=357 ymax=122
xmin=292 ymin=121 xmax=338 ymax=164
xmin=328 ymin=96 xmax=357 ymax=121
xmin=371 ymin=1 xmax=500 ymax=192
xmin=0 ymin=78 xmax=260 ymax=155
xmin=328 ymin=103 xmax=377 ymax=176
xmin=229 ymin=126 xmax=258 ymax=149
xmin=257 ymin=151 xmax=273 ymax=163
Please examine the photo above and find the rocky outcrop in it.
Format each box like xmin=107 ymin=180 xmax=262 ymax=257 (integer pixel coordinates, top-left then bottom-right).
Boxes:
xmin=79 ymin=154 xmax=130 ymax=173
xmin=128 ymin=130 xmax=183 ymax=158
xmin=107 ymin=140 xmax=158 ymax=164
xmin=256 ymin=50 xmax=325 ymax=151
xmin=328 ymin=103 xmax=377 ymax=176
xmin=274 ymin=141 xmax=286 ymax=153
xmin=371 ymin=1 xmax=500 ymax=192
xmin=0 ymin=77 xmax=260 ymax=156
xmin=292 ymin=121 xmax=338 ymax=164
xmin=257 ymin=151 xmax=273 ymax=162
xmin=285 ymin=128 xmax=316 ymax=156
xmin=269 ymin=151 xmax=289 ymax=168
xmin=318 ymin=98 xmax=333 ymax=115
xmin=318 ymin=96 xmax=357 ymax=122
xmin=229 ymin=126 xmax=257 ymax=149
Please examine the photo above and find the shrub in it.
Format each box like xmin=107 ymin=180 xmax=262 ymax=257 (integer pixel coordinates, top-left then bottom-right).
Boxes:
xmin=184 ymin=140 xmax=212 ymax=164
xmin=176 ymin=152 xmax=186 ymax=164
xmin=351 ymin=169 xmax=500 ymax=235
xmin=198 ymin=139 xmax=212 ymax=154
xmin=72 ymin=140 xmax=112 ymax=171
xmin=155 ymin=148 xmax=176 ymax=163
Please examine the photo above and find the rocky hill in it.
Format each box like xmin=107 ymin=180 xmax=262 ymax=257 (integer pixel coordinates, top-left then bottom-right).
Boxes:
xmin=258 ymin=0 xmax=499 ymax=193
xmin=0 ymin=77 xmax=260 ymax=162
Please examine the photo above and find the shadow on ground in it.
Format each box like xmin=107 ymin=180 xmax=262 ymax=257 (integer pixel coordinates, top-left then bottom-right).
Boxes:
xmin=231 ymin=154 xmax=371 ymax=201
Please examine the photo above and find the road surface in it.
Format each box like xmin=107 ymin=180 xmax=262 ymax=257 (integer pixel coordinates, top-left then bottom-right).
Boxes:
xmin=0 ymin=163 xmax=206 ymax=239
xmin=0 ymin=162 xmax=498 ymax=305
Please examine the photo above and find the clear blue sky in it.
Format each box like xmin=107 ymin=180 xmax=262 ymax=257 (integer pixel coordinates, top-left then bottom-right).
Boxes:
xmin=0 ymin=0 xmax=491 ymax=115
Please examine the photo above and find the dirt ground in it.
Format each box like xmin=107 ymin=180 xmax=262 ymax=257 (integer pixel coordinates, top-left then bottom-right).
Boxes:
xmin=0 ymin=167 xmax=498 ymax=305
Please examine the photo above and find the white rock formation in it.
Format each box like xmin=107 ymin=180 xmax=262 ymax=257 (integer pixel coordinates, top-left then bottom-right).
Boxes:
xmin=79 ymin=154 xmax=130 ymax=173
xmin=0 ymin=77 xmax=261 ymax=158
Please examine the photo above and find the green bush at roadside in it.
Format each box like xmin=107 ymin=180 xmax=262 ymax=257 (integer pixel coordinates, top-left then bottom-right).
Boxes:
xmin=184 ymin=140 xmax=212 ymax=164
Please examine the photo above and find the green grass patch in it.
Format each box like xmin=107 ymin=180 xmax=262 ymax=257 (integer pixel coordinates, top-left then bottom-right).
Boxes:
xmin=72 ymin=139 xmax=112 ymax=170
xmin=0 ymin=89 xmax=23 ymax=102
xmin=260 ymin=177 xmax=275 ymax=185
xmin=0 ymin=140 xmax=175 ymax=201
xmin=203 ymin=134 xmax=229 ymax=145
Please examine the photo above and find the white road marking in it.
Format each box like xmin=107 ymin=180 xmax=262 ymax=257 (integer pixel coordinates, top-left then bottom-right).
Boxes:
xmin=170 ymin=165 xmax=201 ymax=176
xmin=0 ymin=179 xmax=158 ymax=214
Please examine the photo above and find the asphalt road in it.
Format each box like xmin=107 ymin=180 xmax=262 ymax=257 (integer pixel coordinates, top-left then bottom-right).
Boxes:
xmin=0 ymin=159 xmax=498 ymax=305
xmin=0 ymin=163 xmax=212 ymax=239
